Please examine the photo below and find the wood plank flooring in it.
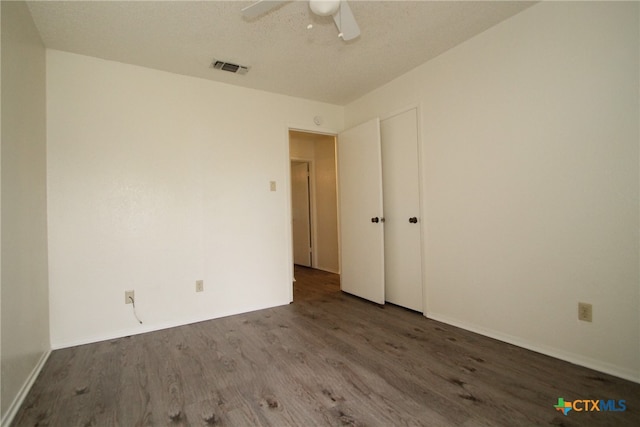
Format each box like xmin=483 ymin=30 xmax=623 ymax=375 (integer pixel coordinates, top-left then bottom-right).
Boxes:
xmin=12 ymin=266 xmax=640 ymax=426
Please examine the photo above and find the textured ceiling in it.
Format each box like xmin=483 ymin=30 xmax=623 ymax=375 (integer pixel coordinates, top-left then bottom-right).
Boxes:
xmin=27 ymin=0 xmax=536 ymax=105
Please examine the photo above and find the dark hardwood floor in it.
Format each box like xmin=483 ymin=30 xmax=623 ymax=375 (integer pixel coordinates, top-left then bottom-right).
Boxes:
xmin=12 ymin=266 xmax=640 ymax=426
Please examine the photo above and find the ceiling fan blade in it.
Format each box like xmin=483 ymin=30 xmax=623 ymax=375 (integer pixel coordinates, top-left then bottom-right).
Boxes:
xmin=241 ymin=0 xmax=289 ymax=19
xmin=333 ymin=1 xmax=360 ymax=41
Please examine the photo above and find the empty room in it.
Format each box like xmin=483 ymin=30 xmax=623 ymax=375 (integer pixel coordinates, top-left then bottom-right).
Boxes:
xmin=2 ymin=1 xmax=639 ymax=426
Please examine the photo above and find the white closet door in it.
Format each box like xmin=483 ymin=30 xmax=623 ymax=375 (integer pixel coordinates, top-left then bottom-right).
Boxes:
xmin=338 ymin=118 xmax=385 ymax=304
xmin=381 ymin=108 xmax=423 ymax=312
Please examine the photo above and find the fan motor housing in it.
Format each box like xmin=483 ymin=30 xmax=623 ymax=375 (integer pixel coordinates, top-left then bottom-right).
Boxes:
xmin=310 ymin=0 xmax=340 ymax=16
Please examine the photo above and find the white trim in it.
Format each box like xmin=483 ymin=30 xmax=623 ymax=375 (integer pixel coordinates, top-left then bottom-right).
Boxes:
xmin=414 ymin=103 xmax=428 ymax=316
xmin=51 ymin=301 xmax=290 ymax=350
xmin=288 ymin=123 xmax=338 ymax=137
xmin=283 ymin=126 xmax=295 ymax=302
xmin=427 ymin=312 xmax=640 ymax=384
xmin=313 ymin=266 xmax=340 ymax=275
xmin=1 ymin=350 xmax=52 ymax=427
xmin=333 ymin=138 xmax=341 ymax=275
xmin=417 ymin=101 xmax=429 ymax=315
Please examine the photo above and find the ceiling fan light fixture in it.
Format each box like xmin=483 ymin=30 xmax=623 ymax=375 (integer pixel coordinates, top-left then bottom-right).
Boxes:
xmin=309 ymin=0 xmax=341 ymax=17
xmin=242 ymin=0 xmax=359 ymax=42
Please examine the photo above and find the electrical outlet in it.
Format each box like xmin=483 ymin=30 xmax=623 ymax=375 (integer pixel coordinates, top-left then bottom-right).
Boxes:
xmin=196 ymin=280 xmax=204 ymax=293
xmin=125 ymin=290 xmax=135 ymax=304
xmin=578 ymin=302 xmax=592 ymax=322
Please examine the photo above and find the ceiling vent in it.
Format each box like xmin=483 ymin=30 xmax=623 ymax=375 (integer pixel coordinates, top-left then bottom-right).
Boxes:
xmin=211 ymin=59 xmax=249 ymax=75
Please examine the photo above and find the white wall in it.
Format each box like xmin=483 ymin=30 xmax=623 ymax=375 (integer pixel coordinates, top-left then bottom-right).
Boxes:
xmin=47 ymin=50 xmax=343 ymax=348
xmin=346 ymin=1 xmax=639 ymax=382
xmin=1 ymin=0 xmax=50 ymax=420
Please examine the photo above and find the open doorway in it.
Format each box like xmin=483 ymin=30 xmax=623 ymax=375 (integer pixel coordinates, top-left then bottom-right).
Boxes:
xmin=289 ymin=130 xmax=340 ymax=276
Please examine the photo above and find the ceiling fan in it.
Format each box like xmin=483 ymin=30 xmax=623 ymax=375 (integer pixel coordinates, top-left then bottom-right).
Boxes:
xmin=242 ymin=0 xmax=360 ymax=41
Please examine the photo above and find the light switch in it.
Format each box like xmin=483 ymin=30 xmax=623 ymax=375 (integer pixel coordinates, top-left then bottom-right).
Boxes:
xmin=270 ymin=181 xmax=277 ymax=192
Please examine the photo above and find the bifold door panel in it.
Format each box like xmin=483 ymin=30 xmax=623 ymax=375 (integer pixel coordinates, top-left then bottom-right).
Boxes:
xmin=381 ymin=109 xmax=423 ymax=312
xmin=337 ymin=118 xmax=385 ymax=305
xmin=338 ymin=109 xmax=424 ymax=312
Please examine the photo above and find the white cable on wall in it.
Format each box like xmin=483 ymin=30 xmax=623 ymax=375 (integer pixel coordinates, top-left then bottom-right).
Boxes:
xmin=128 ymin=296 xmax=143 ymax=324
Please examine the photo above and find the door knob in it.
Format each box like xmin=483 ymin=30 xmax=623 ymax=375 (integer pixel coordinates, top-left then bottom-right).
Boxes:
xmin=371 ymin=217 xmax=379 ymax=223
xmin=409 ymin=217 xmax=418 ymax=223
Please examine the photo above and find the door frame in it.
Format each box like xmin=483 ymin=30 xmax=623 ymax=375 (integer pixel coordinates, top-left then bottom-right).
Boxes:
xmin=285 ymin=125 xmax=339 ymax=302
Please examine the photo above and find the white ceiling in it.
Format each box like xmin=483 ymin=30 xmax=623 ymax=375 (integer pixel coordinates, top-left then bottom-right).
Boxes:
xmin=27 ymin=0 xmax=536 ymax=105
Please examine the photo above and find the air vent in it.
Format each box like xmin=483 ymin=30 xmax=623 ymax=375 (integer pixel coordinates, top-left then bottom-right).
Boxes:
xmin=211 ymin=59 xmax=249 ymax=75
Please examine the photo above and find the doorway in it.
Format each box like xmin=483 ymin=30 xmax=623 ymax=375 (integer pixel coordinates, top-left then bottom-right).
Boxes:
xmin=289 ymin=130 xmax=340 ymax=275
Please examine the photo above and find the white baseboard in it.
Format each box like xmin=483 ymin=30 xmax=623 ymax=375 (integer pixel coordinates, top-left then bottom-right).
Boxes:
xmin=51 ymin=301 xmax=290 ymax=350
xmin=313 ymin=265 xmax=340 ymax=274
xmin=1 ymin=349 xmax=52 ymax=427
xmin=426 ymin=312 xmax=639 ymax=384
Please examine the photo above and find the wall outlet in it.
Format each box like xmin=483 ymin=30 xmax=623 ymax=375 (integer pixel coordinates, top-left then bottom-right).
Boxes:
xmin=125 ymin=290 xmax=135 ymax=304
xmin=196 ymin=280 xmax=204 ymax=293
xmin=578 ymin=302 xmax=592 ymax=322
